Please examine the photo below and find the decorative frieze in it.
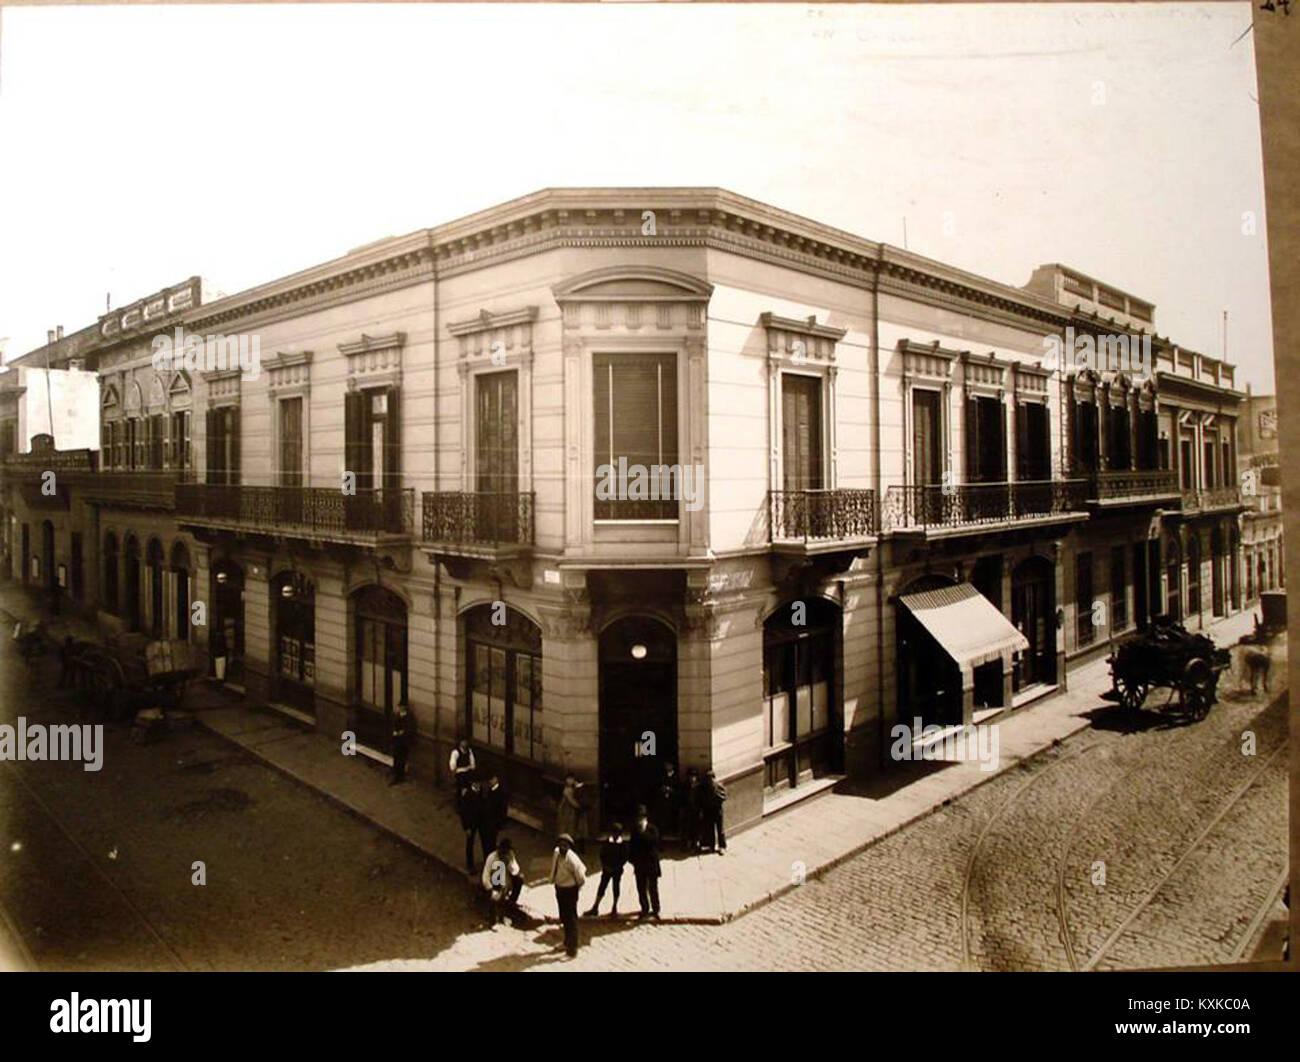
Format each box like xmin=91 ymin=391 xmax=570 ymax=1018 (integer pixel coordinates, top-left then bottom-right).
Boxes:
xmin=339 ymin=332 xmax=403 ymax=391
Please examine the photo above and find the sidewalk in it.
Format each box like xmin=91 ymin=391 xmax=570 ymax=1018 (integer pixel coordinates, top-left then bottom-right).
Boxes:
xmin=0 ymin=580 xmax=1269 ymax=925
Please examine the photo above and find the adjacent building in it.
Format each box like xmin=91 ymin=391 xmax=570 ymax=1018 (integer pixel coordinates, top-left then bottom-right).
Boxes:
xmin=0 ymin=189 xmax=1261 ymax=832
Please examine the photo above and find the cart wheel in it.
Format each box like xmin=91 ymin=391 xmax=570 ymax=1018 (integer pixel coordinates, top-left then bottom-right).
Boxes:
xmin=1114 ymin=672 xmax=1149 ymax=711
xmin=1182 ymin=658 xmax=1214 ymax=719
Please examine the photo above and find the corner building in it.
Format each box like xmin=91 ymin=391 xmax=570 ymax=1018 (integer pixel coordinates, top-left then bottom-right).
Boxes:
xmin=5 ymin=190 xmax=1252 ymax=834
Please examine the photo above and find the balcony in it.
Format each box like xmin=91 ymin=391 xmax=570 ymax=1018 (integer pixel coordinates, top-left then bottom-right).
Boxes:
xmin=883 ymin=479 xmax=1089 ymax=537
xmin=80 ymin=470 xmax=187 ymax=512
xmin=175 ymin=483 xmax=414 ymax=544
xmin=421 ymin=491 xmax=535 ymax=560
xmin=1086 ymin=469 xmax=1180 ymax=507
xmin=1180 ymin=486 xmax=1246 ymax=514
xmin=769 ymin=489 xmax=877 ymax=554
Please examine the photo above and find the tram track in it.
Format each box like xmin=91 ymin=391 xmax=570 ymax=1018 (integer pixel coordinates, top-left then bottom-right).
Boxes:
xmin=1080 ymin=741 xmax=1286 ymax=971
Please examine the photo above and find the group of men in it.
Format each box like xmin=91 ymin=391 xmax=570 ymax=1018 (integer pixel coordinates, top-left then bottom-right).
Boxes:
xmin=449 ymin=740 xmax=511 ymax=873
xmin=649 ymin=763 xmax=728 ymax=854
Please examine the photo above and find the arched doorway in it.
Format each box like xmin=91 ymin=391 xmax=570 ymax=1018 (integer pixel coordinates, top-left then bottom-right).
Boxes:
xmin=274 ymin=570 xmax=315 ymax=713
xmin=1211 ymin=526 xmax=1226 ymax=617
xmin=123 ymin=535 xmax=142 ymax=631
xmin=464 ymin=604 xmax=543 ymax=761
xmin=352 ymin=585 xmax=407 ymax=748
xmin=211 ymin=559 xmax=244 ymax=680
xmin=170 ymin=542 xmax=191 ymax=641
xmin=1187 ymin=534 xmax=1202 ymax=622
xmin=1164 ymin=536 xmax=1182 ymax=621
xmin=103 ymin=532 xmax=119 ymax=614
xmin=147 ymin=539 xmax=165 ymax=638
xmin=599 ymin=615 xmax=677 ymax=822
xmin=41 ymin=520 xmax=55 ymax=594
xmin=763 ymin=597 xmax=841 ymax=796
xmin=897 ymin=574 xmax=962 ymax=727
xmin=1011 ymin=556 xmax=1056 ymax=691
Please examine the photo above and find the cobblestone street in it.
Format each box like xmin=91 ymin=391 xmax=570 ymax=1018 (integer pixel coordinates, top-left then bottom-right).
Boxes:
xmin=361 ymin=663 xmax=1289 ymax=972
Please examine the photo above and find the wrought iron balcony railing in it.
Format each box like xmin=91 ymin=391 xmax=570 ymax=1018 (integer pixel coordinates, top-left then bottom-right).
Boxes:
xmin=1088 ymin=469 xmax=1179 ymax=501
xmin=769 ymin=489 xmax=877 ymax=544
xmin=883 ymin=479 xmax=1089 ymax=532
xmin=1180 ymin=486 xmax=1244 ymax=512
xmin=421 ymin=491 xmax=535 ymax=550
xmin=175 ymin=483 xmax=414 ymax=538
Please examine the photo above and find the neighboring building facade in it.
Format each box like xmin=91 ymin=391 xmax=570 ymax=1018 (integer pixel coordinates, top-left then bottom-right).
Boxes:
xmin=1 ymin=189 xmax=1259 ymax=833
xmin=1239 ymin=390 xmax=1285 ymax=604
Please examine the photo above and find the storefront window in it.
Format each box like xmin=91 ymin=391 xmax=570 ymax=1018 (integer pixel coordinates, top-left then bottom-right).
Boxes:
xmin=465 ymin=605 xmax=543 ymax=762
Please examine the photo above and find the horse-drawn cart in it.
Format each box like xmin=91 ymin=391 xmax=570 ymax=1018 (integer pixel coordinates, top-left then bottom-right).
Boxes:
xmin=1107 ymin=618 xmax=1232 ymax=719
xmin=70 ymin=637 xmax=200 ymax=724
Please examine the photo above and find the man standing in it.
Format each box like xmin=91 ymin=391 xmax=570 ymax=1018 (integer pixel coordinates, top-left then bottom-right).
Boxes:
xmin=585 ymin=822 xmax=628 ymax=918
xmin=481 ymin=837 xmax=524 ymax=927
xmin=479 ymin=773 xmax=509 ymax=862
xmin=449 ymin=739 xmax=476 ymax=798
xmin=459 ymin=779 xmax=483 ymax=874
xmin=389 ymin=704 xmax=410 ymax=786
xmin=628 ymin=805 xmax=662 ymax=920
xmin=681 ymin=769 xmax=704 ymax=852
xmin=549 ymin=833 xmax=587 ymax=958
xmin=701 ymin=768 xmax=727 ymax=854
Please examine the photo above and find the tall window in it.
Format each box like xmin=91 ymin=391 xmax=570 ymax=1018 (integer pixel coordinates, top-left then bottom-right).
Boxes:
xmin=1107 ymin=404 xmax=1132 ymax=470
xmin=1203 ymin=440 xmax=1217 ymax=490
xmin=1074 ymin=400 xmax=1099 ymax=474
xmin=170 ymin=410 xmax=191 ymax=471
xmin=344 ymin=387 xmax=401 ymax=491
xmin=465 ymin=605 xmax=544 ymax=763
xmin=1110 ymin=545 xmax=1127 ymax=631
xmin=1076 ymin=551 xmax=1095 ymax=647
xmin=966 ymin=395 xmax=1006 ymax=482
xmin=353 ymin=586 xmax=407 ymax=715
xmin=205 ymin=407 xmax=240 ymax=485
xmin=1016 ymin=402 xmax=1051 ymax=481
xmin=1180 ymin=438 xmax=1194 ymax=489
xmin=781 ymin=374 xmax=824 ymax=492
xmin=912 ymin=389 xmax=942 ymax=485
xmin=149 ymin=414 xmax=166 ymax=469
xmin=593 ymin=352 xmax=678 ymax=519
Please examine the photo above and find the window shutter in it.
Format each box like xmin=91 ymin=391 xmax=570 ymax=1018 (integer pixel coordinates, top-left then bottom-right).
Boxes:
xmin=345 ymin=390 xmax=364 ymax=487
xmin=384 ymin=386 xmax=401 ymax=487
xmin=995 ymin=400 xmax=1007 ymax=481
xmin=205 ymin=410 xmax=217 ymax=484
xmin=1014 ymin=402 xmax=1024 ymax=480
xmin=965 ymin=396 xmax=979 ymax=482
xmin=230 ymin=409 xmax=241 ymax=486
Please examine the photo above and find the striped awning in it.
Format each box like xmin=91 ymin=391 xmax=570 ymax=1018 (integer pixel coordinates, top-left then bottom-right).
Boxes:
xmin=899 ymin=582 xmax=1029 ymax=670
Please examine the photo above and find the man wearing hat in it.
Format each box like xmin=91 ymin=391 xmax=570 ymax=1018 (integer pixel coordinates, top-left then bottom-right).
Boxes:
xmin=481 ymin=837 xmax=524 ymax=927
xmin=549 ymin=832 xmax=588 ymax=957
xmin=627 ymin=804 xmax=662 ymax=919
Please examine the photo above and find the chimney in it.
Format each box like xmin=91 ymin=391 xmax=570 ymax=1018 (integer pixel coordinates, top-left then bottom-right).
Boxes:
xmin=56 ymin=325 xmax=64 ymax=341
xmin=46 ymin=330 xmax=56 ymax=345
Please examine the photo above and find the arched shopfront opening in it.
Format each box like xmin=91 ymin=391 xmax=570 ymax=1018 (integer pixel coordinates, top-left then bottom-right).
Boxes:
xmin=124 ymin=535 xmax=142 ymax=632
xmin=1011 ymin=555 xmax=1056 ymax=691
xmin=1211 ymin=526 xmax=1226 ymax=617
xmin=170 ymin=542 xmax=192 ymax=641
xmin=1164 ymin=536 xmax=1182 ymax=622
xmin=897 ymin=574 xmax=962 ymax=728
xmin=147 ymin=538 xmax=165 ymax=638
xmin=41 ymin=520 xmax=55 ymax=594
xmin=103 ymin=532 xmax=120 ymax=614
xmin=274 ymin=570 xmax=315 ymax=713
xmin=763 ymin=597 xmax=841 ymax=796
xmin=352 ymin=585 xmax=407 ymax=748
xmin=464 ymin=603 xmax=543 ymax=763
xmin=211 ymin=559 xmax=245 ymax=680
xmin=599 ymin=615 xmax=677 ymax=822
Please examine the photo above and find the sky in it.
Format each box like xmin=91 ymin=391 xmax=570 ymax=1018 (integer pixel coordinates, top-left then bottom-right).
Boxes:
xmin=0 ymin=2 xmax=1275 ymax=389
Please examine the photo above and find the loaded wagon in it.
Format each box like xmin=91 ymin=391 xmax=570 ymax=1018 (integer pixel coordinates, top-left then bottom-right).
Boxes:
xmin=1106 ymin=617 xmax=1232 ymax=720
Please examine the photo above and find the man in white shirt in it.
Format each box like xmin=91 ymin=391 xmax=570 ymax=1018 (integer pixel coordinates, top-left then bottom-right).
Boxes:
xmin=481 ymin=838 xmax=524 ymax=927
xmin=549 ymin=833 xmax=587 ymax=957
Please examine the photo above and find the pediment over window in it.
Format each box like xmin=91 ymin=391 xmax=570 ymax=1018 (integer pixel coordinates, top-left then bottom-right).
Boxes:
xmin=552 ymin=266 xmax=713 ymax=303
xmin=101 ymin=384 xmax=120 ymax=411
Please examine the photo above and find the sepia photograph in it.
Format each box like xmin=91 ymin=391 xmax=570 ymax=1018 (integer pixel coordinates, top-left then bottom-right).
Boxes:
xmin=0 ymin=0 xmax=1292 ymax=1007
